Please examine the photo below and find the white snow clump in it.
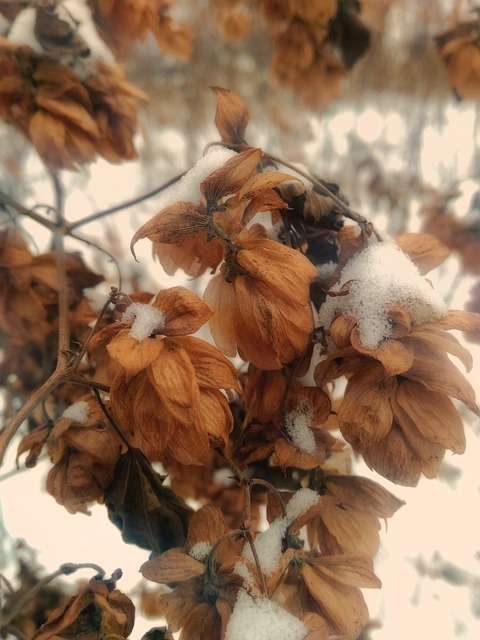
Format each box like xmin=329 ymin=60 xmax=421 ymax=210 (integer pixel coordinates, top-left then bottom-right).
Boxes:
xmin=189 ymin=541 xmax=212 ymax=562
xmin=284 ymin=399 xmax=316 ymax=455
xmin=171 ymin=148 xmax=237 ymax=204
xmin=318 ymin=241 xmax=447 ymax=349
xmin=123 ymin=303 xmax=165 ymax=342
xmin=63 ymin=400 xmax=89 ymax=423
xmin=225 ymin=590 xmax=306 ymax=640
xmin=243 ymin=488 xmax=320 ymax=575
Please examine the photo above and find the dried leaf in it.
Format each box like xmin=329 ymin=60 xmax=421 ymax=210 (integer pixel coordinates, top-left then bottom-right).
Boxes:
xmin=104 ymin=448 xmax=192 ymax=554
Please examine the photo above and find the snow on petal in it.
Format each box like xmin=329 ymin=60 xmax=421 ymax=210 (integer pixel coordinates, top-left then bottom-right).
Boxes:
xmin=225 ymin=591 xmax=307 ymax=640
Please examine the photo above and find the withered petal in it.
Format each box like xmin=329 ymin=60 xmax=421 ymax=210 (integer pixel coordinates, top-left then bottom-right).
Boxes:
xmin=107 ymin=331 xmax=164 ymax=378
xmin=153 ymin=286 xmax=213 ymax=336
xmin=140 ymin=548 xmax=205 ymax=583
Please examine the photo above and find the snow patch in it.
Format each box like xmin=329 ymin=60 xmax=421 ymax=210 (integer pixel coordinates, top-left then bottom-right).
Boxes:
xmin=284 ymin=400 xmax=316 ymax=454
xmin=284 ymin=488 xmax=320 ymax=522
xmin=8 ymin=8 xmax=43 ymax=51
xmin=189 ymin=541 xmax=212 ymax=562
xmin=171 ymin=148 xmax=237 ymax=204
xmin=225 ymin=590 xmax=307 ymax=640
xmin=243 ymin=489 xmax=320 ymax=575
xmin=63 ymin=400 xmax=89 ymax=423
xmin=123 ymin=303 xmax=165 ymax=342
xmin=62 ymin=0 xmax=115 ymax=66
xmin=317 ymin=241 xmax=447 ymax=349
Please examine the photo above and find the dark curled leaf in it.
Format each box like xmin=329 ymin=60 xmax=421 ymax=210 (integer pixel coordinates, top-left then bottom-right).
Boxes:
xmin=104 ymin=448 xmax=193 ymax=555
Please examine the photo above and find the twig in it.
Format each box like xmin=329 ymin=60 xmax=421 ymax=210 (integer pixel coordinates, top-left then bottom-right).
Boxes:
xmin=68 ymin=230 xmax=123 ymax=290
xmin=244 ymin=530 xmax=268 ymax=597
xmin=251 ymin=478 xmax=287 ymax=519
xmin=92 ymin=388 xmax=129 ymax=448
xmin=0 ymin=191 xmax=57 ymax=231
xmin=0 ymin=370 xmax=66 ymax=466
xmin=68 ymin=172 xmax=186 ymax=231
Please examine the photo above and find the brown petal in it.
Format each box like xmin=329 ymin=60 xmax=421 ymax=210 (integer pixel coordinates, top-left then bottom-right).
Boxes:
xmin=301 ymin=563 xmax=370 ymax=637
xmin=325 ymin=475 xmax=405 ymax=519
xmin=197 ymin=388 xmax=233 ymax=448
xmin=149 ymin=342 xmax=200 ymax=423
xmin=396 ymin=379 xmax=466 ymax=454
xmin=153 ymin=286 xmax=213 ymax=336
xmin=311 ymin=555 xmax=381 ymax=589
xmin=130 ymin=202 xmax=208 ymax=258
xmin=395 ymin=233 xmax=450 ymax=274
xmin=392 ymin=397 xmax=445 ymax=480
xmin=35 ymin=95 xmax=100 ymax=138
xmin=140 ymin=548 xmax=205 ymax=583
xmin=204 ymin=271 xmax=239 ymax=357
xmin=211 ymin=86 xmax=250 ymax=144
xmin=236 ymin=171 xmax=301 ymax=202
xmin=362 ymin=423 xmax=423 ymax=486
xmin=174 ymin=335 xmax=240 ymax=392
xmin=351 ymin=328 xmax=414 ymax=377
xmin=330 ymin=314 xmax=356 ymax=348
xmin=201 ymin=148 xmax=262 ymax=204
xmin=273 ymin=437 xmax=325 ymax=471
xmin=186 ymin=504 xmax=228 ymax=549
xmin=107 ymin=331 xmax=164 ymax=378
xmin=406 ymin=342 xmax=478 ymax=414
xmin=338 ymin=365 xmax=395 ymax=450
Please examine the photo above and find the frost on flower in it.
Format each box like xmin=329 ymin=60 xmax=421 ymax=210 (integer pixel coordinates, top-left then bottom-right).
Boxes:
xmin=284 ymin=399 xmax=316 ymax=454
xmin=318 ymin=241 xmax=447 ymax=349
xmin=62 ymin=400 xmax=89 ymax=424
xmin=243 ymin=489 xmax=320 ymax=575
xmin=225 ymin=590 xmax=307 ymax=640
xmin=171 ymin=148 xmax=236 ymax=204
xmin=243 ymin=518 xmax=287 ymax=576
xmin=189 ymin=541 xmax=212 ymax=562
xmin=123 ymin=303 xmax=165 ymax=342
xmin=284 ymin=488 xmax=320 ymax=522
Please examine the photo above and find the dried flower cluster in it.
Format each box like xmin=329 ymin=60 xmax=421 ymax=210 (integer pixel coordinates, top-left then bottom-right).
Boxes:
xmin=213 ymin=0 xmax=370 ymax=110
xmin=1 ymin=83 xmax=479 ymax=640
xmin=0 ymin=0 xmax=192 ymax=169
xmin=435 ymin=16 xmax=480 ymax=100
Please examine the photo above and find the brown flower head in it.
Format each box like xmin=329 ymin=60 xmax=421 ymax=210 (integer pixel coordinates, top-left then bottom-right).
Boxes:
xmin=307 ymin=472 xmax=405 ymax=558
xmin=0 ymin=39 xmax=146 ymax=169
xmin=33 ymin=571 xmax=135 ymax=640
xmin=140 ymin=505 xmax=244 ymax=639
xmin=205 ymin=234 xmax=317 ymax=370
xmin=291 ymin=553 xmax=381 ymax=638
xmin=90 ymin=286 xmax=241 ymax=465
xmin=22 ymin=395 xmax=125 ymax=514
xmin=435 ymin=19 xmax=480 ymax=100
xmin=315 ymin=242 xmax=480 ymax=485
xmin=91 ymin=0 xmax=193 ymax=60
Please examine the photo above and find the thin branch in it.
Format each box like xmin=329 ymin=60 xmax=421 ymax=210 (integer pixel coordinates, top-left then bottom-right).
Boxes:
xmin=0 ymin=191 xmax=57 ymax=231
xmin=244 ymin=530 xmax=268 ymax=597
xmin=92 ymin=388 xmax=129 ymax=448
xmin=68 ymin=230 xmax=123 ymax=290
xmin=0 ymin=370 xmax=65 ymax=467
xmin=68 ymin=172 xmax=186 ymax=231
xmin=68 ymin=376 xmax=110 ymax=393
xmin=251 ymin=478 xmax=287 ymax=519
xmin=264 ymin=152 xmax=368 ymax=226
